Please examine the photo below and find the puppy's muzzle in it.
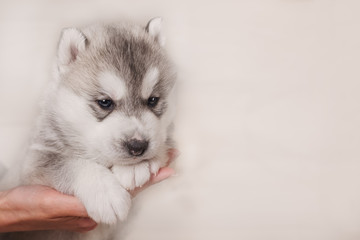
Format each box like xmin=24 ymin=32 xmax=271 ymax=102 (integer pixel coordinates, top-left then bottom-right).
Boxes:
xmin=125 ymin=139 xmax=149 ymax=156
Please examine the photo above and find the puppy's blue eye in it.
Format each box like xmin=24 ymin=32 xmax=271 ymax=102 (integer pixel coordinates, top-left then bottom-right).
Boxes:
xmin=97 ymin=99 xmax=113 ymax=109
xmin=147 ymin=97 xmax=159 ymax=108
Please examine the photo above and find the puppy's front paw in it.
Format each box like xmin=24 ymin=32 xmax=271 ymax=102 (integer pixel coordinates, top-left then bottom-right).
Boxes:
xmin=75 ymin=172 xmax=131 ymax=224
xmin=112 ymin=161 xmax=151 ymax=190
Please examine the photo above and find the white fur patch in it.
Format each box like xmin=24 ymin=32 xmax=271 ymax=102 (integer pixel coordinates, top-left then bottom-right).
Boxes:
xmin=72 ymin=160 xmax=131 ymax=223
xmin=141 ymin=67 xmax=159 ymax=98
xmin=147 ymin=17 xmax=166 ymax=46
xmin=57 ymin=28 xmax=86 ymax=75
xmin=98 ymin=71 xmax=126 ymax=100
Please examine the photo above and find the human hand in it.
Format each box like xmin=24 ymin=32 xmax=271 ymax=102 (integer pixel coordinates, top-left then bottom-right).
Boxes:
xmin=0 ymin=149 xmax=178 ymax=233
xmin=0 ymin=185 xmax=97 ymax=233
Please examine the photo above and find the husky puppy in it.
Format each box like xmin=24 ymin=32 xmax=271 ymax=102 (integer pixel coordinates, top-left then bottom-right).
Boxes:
xmin=1 ymin=18 xmax=176 ymax=240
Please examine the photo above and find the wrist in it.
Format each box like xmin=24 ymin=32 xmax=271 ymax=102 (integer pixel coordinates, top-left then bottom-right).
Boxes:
xmin=0 ymin=189 xmax=13 ymax=232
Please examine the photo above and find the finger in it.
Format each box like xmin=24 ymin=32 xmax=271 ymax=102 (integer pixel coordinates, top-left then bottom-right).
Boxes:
xmin=7 ymin=216 xmax=98 ymax=232
xmin=47 ymin=217 xmax=97 ymax=232
xmin=149 ymin=167 xmax=176 ymax=184
xmin=71 ymin=217 xmax=98 ymax=233
xmin=166 ymin=148 xmax=180 ymax=165
xmin=57 ymin=196 xmax=89 ymax=218
xmin=130 ymin=167 xmax=175 ymax=197
xmin=43 ymin=191 xmax=90 ymax=218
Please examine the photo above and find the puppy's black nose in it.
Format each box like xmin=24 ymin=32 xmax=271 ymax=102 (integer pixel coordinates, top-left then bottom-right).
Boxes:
xmin=125 ymin=139 xmax=149 ymax=156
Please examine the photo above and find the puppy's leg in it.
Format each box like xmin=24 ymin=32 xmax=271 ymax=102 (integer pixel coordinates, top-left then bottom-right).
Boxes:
xmin=27 ymin=159 xmax=132 ymax=224
xmin=70 ymin=161 xmax=131 ymax=224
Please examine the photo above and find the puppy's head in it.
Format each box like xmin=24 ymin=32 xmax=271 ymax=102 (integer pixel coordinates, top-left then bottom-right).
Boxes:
xmin=52 ymin=18 xmax=176 ymax=165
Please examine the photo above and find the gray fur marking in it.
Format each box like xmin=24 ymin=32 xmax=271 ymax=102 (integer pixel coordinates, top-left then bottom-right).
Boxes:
xmin=64 ymin=24 xmax=175 ymax=120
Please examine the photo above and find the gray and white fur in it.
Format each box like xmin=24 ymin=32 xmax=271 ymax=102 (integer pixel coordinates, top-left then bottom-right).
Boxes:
xmin=1 ymin=18 xmax=176 ymax=240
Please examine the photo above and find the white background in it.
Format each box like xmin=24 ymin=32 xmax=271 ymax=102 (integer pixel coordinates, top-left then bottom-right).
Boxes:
xmin=1 ymin=0 xmax=360 ymax=239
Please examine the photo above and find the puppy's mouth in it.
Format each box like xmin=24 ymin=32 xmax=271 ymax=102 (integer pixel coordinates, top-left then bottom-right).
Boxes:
xmin=115 ymin=152 xmax=157 ymax=166
xmin=108 ymin=140 xmax=158 ymax=165
xmin=115 ymin=158 xmax=150 ymax=167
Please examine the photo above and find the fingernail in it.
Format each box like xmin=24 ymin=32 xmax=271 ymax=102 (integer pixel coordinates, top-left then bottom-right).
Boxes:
xmin=80 ymin=218 xmax=97 ymax=228
xmin=154 ymin=167 xmax=175 ymax=182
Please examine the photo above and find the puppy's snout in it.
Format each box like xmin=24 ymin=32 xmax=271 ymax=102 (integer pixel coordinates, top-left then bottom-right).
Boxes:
xmin=125 ymin=139 xmax=149 ymax=157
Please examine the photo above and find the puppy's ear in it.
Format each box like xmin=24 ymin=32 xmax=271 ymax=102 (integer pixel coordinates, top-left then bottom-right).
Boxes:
xmin=146 ymin=17 xmax=165 ymax=46
xmin=57 ymin=28 xmax=87 ymax=74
